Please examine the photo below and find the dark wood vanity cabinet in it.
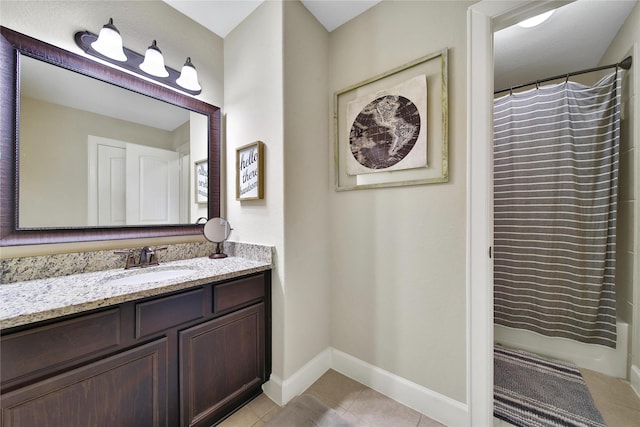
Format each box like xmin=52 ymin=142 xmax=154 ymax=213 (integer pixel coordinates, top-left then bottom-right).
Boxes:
xmin=180 ymin=304 xmax=265 ymax=427
xmin=1 ymin=339 xmax=168 ymax=426
xmin=0 ymin=270 xmax=271 ymax=427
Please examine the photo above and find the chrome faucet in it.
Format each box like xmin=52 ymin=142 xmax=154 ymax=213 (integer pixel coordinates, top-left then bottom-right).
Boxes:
xmin=139 ymin=246 xmax=154 ymax=266
xmin=114 ymin=246 xmax=167 ymax=269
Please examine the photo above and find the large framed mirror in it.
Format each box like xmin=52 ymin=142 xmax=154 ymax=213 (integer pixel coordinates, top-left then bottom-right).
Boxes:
xmin=0 ymin=27 xmax=221 ymax=246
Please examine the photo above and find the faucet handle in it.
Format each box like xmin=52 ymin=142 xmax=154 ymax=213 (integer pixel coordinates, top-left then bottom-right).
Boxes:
xmin=114 ymin=249 xmax=138 ymax=269
xmin=149 ymin=246 xmax=167 ymax=265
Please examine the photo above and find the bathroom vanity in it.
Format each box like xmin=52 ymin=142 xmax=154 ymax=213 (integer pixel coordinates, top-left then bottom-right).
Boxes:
xmin=0 ymin=24 xmax=271 ymax=426
xmin=0 ymin=258 xmax=271 ymax=427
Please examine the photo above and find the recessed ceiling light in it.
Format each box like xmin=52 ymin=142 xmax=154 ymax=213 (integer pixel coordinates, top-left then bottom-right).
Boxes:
xmin=518 ymin=10 xmax=555 ymax=28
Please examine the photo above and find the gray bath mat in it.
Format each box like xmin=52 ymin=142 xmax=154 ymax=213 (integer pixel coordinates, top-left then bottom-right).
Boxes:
xmin=264 ymin=394 xmax=353 ymax=427
xmin=494 ymin=345 xmax=605 ymax=427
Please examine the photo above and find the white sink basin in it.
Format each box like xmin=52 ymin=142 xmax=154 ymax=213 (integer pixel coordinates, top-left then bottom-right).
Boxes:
xmin=105 ymin=269 xmax=198 ymax=286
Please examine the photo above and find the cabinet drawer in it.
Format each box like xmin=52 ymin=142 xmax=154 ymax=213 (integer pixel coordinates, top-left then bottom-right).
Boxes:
xmin=136 ymin=288 xmax=204 ymax=338
xmin=213 ymin=275 xmax=264 ymax=313
xmin=1 ymin=309 xmax=121 ymax=385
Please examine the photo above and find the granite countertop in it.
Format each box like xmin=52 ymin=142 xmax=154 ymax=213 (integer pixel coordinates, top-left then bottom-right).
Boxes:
xmin=0 ymin=256 xmax=271 ymax=329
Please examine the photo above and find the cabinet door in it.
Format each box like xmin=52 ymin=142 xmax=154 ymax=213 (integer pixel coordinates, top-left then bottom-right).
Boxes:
xmin=179 ymin=303 xmax=265 ymax=427
xmin=1 ymin=339 xmax=168 ymax=427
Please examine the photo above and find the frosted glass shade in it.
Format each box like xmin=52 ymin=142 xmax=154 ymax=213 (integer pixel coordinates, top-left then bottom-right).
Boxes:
xmin=91 ymin=18 xmax=127 ymax=61
xmin=176 ymin=57 xmax=201 ymax=92
xmin=139 ymin=40 xmax=169 ymax=77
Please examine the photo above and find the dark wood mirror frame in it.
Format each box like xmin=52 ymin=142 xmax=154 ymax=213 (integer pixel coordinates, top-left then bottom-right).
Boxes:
xmin=0 ymin=26 xmax=221 ymax=246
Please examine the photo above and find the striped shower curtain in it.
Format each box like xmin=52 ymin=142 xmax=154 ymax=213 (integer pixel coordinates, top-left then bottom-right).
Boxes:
xmin=493 ymin=72 xmax=621 ymax=348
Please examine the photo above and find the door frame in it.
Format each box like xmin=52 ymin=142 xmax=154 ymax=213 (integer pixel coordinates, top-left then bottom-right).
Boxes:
xmin=465 ymin=2 xmax=573 ymax=425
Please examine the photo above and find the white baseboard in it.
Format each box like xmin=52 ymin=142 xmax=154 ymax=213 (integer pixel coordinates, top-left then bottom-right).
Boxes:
xmin=264 ymin=347 xmax=468 ymax=426
xmin=631 ymin=364 xmax=640 ymax=399
xmin=263 ymin=347 xmax=332 ymax=406
xmin=332 ymin=349 xmax=468 ymax=427
xmin=262 ymin=374 xmax=284 ymax=406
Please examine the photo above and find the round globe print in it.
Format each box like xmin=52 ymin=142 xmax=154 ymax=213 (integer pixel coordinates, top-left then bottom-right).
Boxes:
xmin=349 ymin=95 xmax=421 ymax=170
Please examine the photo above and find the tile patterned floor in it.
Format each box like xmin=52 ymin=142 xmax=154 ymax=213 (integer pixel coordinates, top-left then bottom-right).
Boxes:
xmin=218 ymin=369 xmax=444 ymax=427
xmin=219 ymin=368 xmax=640 ymax=427
xmin=580 ymin=368 xmax=640 ymax=427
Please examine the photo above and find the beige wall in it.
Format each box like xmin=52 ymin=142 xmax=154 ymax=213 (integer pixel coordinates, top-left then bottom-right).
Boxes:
xmin=282 ymin=1 xmax=332 ymax=378
xmin=224 ymin=0 xmax=286 ymax=381
xmin=19 ymin=96 xmax=175 ymax=227
xmin=600 ymin=1 xmax=640 ymax=376
xmin=328 ymin=1 xmax=470 ymax=402
xmin=220 ymin=0 xmax=471 ymax=402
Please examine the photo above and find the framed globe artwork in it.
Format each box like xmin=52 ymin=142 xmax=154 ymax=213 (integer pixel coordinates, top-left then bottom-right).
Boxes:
xmin=333 ymin=48 xmax=448 ymax=191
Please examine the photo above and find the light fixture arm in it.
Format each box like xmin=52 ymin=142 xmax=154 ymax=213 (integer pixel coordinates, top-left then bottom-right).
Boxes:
xmin=75 ymin=30 xmax=201 ymax=95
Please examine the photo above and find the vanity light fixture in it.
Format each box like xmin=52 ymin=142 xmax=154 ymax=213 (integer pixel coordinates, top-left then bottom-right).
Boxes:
xmin=75 ymin=18 xmax=202 ymax=95
xmin=90 ymin=18 xmax=127 ymax=61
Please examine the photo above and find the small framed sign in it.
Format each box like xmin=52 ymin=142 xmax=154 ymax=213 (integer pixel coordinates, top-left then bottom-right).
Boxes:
xmin=195 ymin=159 xmax=208 ymax=204
xmin=236 ymin=141 xmax=264 ymax=200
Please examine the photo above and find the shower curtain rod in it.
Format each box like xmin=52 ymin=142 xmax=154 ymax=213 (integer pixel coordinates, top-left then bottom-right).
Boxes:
xmin=494 ymin=55 xmax=632 ymax=95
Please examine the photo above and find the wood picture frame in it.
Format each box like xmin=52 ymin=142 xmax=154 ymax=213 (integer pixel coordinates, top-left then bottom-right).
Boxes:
xmin=334 ymin=48 xmax=448 ymax=191
xmin=236 ymin=141 xmax=264 ymax=200
xmin=195 ymin=159 xmax=208 ymax=204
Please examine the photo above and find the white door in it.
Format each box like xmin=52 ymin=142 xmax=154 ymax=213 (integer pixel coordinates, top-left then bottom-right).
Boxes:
xmin=126 ymin=142 xmax=180 ymax=225
xmin=89 ymin=136 xmax=180 ymax=226
xmin=88 ymin=136 xmax=126 ymax=226
xmin=97 ymin=144 xmax=126 ymax=226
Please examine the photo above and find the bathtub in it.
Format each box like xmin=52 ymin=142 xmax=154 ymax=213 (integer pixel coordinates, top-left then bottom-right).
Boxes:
xmin=494 ymin=320 xmax=629 ymax=378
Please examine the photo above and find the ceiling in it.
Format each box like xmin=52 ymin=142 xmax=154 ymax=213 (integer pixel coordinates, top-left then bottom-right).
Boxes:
xmin=494 ymin=0 xmax=637 ymax=90
xmin=163 ymin=0 xmax=382 ymax=37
